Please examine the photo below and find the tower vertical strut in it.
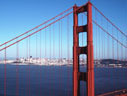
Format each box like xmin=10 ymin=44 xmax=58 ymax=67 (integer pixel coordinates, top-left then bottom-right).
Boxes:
xmin=73 ymin=2 xmax=95 ymax=96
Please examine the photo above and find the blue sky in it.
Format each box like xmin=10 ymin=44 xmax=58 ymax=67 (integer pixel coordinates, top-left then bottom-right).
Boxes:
xmin=0 ymin=0 xmax=126 ymax=59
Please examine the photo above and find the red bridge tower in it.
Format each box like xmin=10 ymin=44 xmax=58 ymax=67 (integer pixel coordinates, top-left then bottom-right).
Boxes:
xmin=73 ymin=2 xmax=94 ymax=96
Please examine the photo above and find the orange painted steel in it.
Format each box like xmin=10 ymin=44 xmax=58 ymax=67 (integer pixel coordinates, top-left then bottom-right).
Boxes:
xmin=98 ymin=89 xmax=127 ymax=96
xmin=73 ymin=4 xmax=79 ymax=96
xmin=87 ymin=2 xmax=95 ymax=96
xmin=73 ymin=2 xmax=94 ymax=96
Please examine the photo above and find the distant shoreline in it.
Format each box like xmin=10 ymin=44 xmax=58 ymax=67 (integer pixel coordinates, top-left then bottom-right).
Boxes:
xmin=0 ymin=63 xmax=127 ymax=68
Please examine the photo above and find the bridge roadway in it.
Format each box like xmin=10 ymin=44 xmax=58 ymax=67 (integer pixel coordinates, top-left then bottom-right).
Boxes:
xmin=98 ymin=89 xmax=127 ymax=96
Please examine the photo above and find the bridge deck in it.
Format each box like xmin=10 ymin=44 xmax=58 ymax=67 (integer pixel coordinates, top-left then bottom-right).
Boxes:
xmin=98 ymin=89 xmax=127 ymax=96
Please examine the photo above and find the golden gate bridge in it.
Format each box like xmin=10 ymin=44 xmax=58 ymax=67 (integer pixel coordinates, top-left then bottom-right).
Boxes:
xmin=0 ymin=1 xmax=127 ymax=96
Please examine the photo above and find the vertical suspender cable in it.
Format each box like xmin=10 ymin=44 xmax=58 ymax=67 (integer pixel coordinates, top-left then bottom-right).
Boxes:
xmin=100 ymin=15 xmax=103 ymax=60
xmin=16 ymin=42 xmax=19 ymax=96
xmin=36 ymin=32 xmax=38 ymax=63
xmin=4 ymin=47 xmax=7 ymax=96
xmin=49 ymin=25 xmax=51 ymax=96
xmin=45 ymin=28 xmax=47 ymax=64
xmin=67 ymin=15 xmax=70 ymax=96
xmin=61 ymin=20 xmax=63 ymax=64
xmin=59 ymin=21 xmax=61 ymax=66
xmin=98 ymin=19 xmax=100 ymax=60
xmin=117 ymin=30 xmax=119 ymax=64
xmin=53 ymin=24 xmax=55 ymax=59
xmin=60 ymin=19 xmax=62 ymax=91
xmin=117 ymin=30 xmax=119 ymax=88
xmin=58 ymin=20 xmax=61 ymax=91
xmin=121 ymin=34 xmax=123 ymax=61
xmin=95 ymin=9 xmax=97 ymax=61
xmin=29 ymin=36 xmax=31 ymax=96
xmin=28 ymin=35 xmax=30 ymax=96
xmin=112 ymin=26 xmax=114 ymax=65
xmin=112 ymin=26 xmax=115 ymax=88
xmin=40 ymin=30 xmax=42 ymax=96
xmin=102 ymin=17 xmax=104 ymax=60
xmin=53 ymin=23 xmax=55 ymax=95
xmin=49 ymin=25 xmax=51 ymax=95
xmin=26 ymin=36 xmax=28 ymax=96
xmin=107 ymin=22 xmax=109 ymax=59
xmin=44 ymin=27 xmax=46 ymax=95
